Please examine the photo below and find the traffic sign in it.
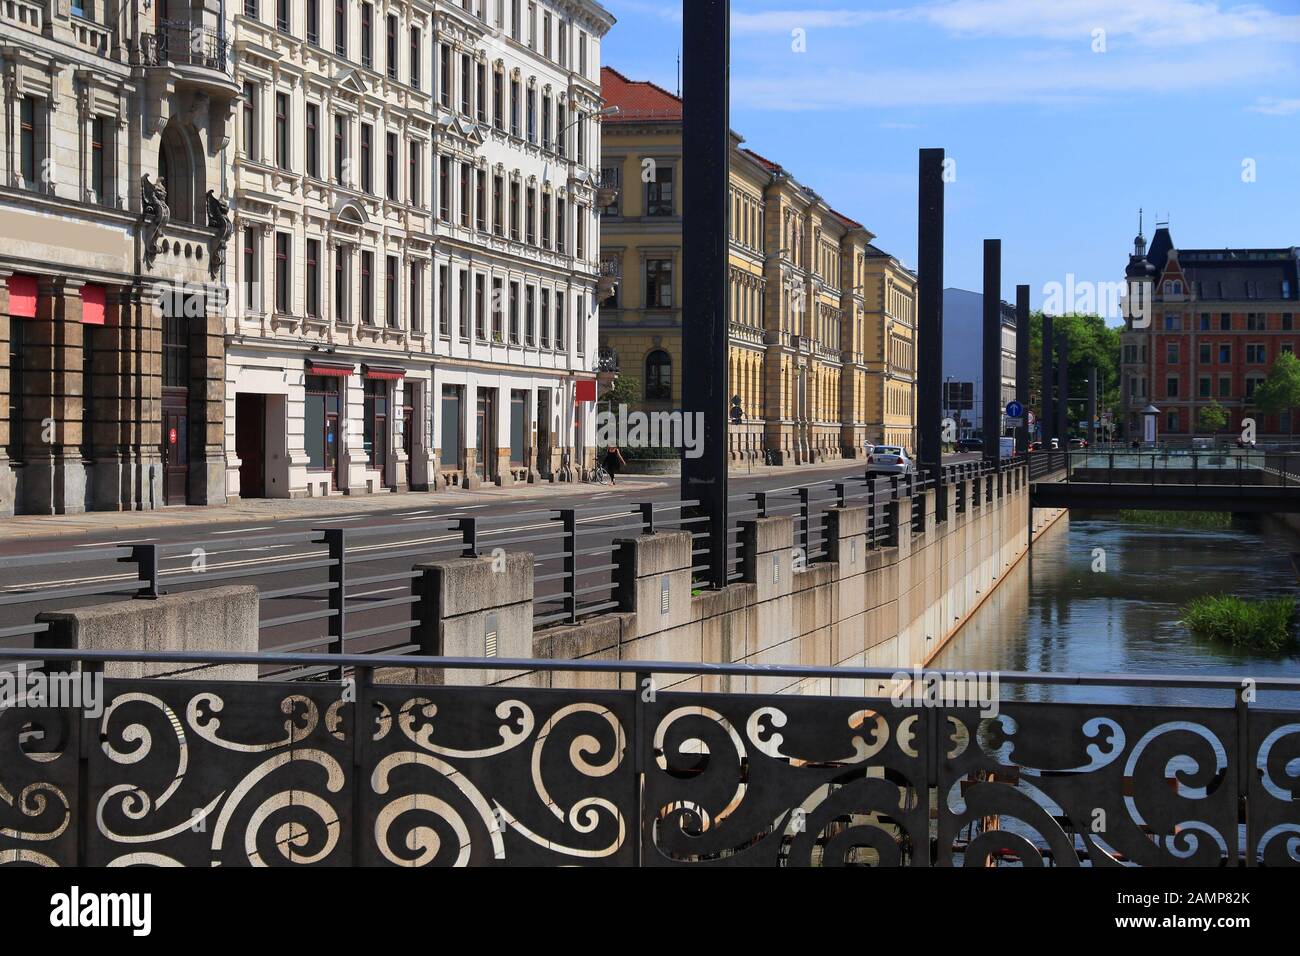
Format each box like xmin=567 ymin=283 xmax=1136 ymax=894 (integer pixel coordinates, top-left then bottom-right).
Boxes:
xmin=1005 ymin=417 xmax=1024 ymax=427
xmin=1005 ymin=401 xmax=1023 ymax=419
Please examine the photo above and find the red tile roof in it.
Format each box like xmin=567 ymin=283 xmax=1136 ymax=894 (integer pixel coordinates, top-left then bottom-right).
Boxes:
xmin=601 ymin=67 xmax=682 ymax=123
xmin=741 ymin=147 xmax=782 ymax=173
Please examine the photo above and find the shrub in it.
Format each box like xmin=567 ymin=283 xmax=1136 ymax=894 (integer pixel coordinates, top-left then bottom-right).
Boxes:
xmin=1119 ymin=510 xmax=1231 ymax=529
xmin=1181 ymin=595 xmax=1297 ymax=652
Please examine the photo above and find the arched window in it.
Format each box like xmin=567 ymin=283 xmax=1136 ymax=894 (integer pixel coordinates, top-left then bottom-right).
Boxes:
xmin=645 ymin=349 xmax=671 ymax=402
xmin=159 ymin=125 xmax=204 ymax=224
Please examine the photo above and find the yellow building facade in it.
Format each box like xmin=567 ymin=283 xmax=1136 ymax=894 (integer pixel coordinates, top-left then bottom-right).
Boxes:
xmin=598 ymin=67 xmax=916 ymax=464
xmin=862 ymin=246 xmax=919 ymax=450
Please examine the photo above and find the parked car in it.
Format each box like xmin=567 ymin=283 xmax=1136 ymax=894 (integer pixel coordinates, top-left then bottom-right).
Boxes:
xmin=1068 ymin=437 xmax=1088 ymax=449
xmin=1028 ymin=440 xmax=1043 ymax=452
xmin=867 ymin=446 xmax=914 ymax=476
xmin=957 ymin=437 xmax=983 ymax=452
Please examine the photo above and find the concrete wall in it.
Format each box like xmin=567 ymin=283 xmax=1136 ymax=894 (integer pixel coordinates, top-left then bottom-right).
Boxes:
xmin=36 ymin=585 xmax=259 ymax=680
xmin=418 ymin=465 xmax=1059 ymax=697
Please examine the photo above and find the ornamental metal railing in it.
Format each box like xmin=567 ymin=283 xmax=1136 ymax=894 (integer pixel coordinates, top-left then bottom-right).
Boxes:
xmin=0 ymin=647 xmax=1295 ymax=867
xmin=139 ymin=19 xmax=231 ymax=75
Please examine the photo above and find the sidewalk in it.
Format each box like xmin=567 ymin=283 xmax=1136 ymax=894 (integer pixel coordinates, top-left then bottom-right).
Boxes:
xmin=0 ymin=455 xmax=873 ymax=543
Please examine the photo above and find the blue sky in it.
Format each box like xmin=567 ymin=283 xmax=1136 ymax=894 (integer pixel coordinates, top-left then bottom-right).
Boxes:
xmin=600 ymin=0 xmax=1300 ymax=320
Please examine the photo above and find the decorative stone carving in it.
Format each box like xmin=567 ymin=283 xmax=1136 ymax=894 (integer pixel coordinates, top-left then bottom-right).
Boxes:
xmin=141 ymin=174 xmax=170 ymax=269
xmin=206 ymin=190 xmax=234 ymax=279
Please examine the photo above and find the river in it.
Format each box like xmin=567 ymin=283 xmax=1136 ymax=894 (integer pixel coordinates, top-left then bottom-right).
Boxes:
xmin=930 ymin=512 xmax=1300 ymax=707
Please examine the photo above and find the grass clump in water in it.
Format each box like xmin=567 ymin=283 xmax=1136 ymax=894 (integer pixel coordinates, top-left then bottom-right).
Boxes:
xmin=1181 ymin=595 xmax=1297 ymax=651
xmin=1119 ymin=509 xmax=1231 ymax=529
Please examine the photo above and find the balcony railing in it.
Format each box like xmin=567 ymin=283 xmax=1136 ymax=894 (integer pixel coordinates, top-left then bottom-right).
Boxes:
xmin=140 ymin=19 xmax=231 ymax=75
xmin=1 ymin=646 xmax=1296 ymax=866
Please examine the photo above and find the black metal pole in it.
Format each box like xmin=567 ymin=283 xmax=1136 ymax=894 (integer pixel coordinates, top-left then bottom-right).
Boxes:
xmin=982 ymin=239 xmax=1001 ymax=468
xmin=1056 ymin=332 xmax=1070 ymax=445
xmin=1015 ymin=284 xmax=1030 ymax=454
xmin=917 ymin=149 xmax=945 ymax=506
xmin=1088 ymin=365 xmax=1098 ymax=449
xmin=681 ymin=0 xmax=730 ymax=590
xmin=1041 ymin=314 xmax=1054 ymax=447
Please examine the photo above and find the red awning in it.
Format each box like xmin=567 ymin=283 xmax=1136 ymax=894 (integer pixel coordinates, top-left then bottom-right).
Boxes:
xmin=305 ymin=360 xmax=355 ymax=377
xmin=575 ymin=379 xmax=597 ymax=403
xmin=7 ymin=275 xmax=37 ymax=318
xmin=81 ymin=284 xmax=106 ymax=325
xmin=362 ymin=364 xmax=406 ymax=381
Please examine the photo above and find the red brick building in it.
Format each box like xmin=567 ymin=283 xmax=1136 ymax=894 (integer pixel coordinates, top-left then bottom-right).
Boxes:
xmin=1120 ymin=224 xmax=1299 ymax=442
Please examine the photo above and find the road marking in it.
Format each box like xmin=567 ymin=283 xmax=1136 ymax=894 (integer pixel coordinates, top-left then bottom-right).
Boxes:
xmin=211 ymin=526 xmax=274 ymax=535
xmin=75 ymin=539 xmax=155 ymax=547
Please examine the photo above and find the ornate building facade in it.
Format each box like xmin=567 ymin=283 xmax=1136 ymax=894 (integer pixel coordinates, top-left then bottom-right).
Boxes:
xmin=227 ymin=0 xmax=613 ymax=500
xmin=598 ymin=66 xmax=917 ymax=466
xmin=1 ymin=0 xmax=237 ymax=515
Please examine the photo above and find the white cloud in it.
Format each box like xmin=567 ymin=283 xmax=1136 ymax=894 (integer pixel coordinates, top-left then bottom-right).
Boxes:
xmin=1248 ymin=96 xmax=1300 ymax=114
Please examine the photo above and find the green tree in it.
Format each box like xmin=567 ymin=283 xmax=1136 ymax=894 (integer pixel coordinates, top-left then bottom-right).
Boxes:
xmin=1028 ymin=311 xmax=1122 ymax=436
xmin=1254 ymin=352 xmax=1300 ymax=438
xmin=599 ymin=374 xmax=639 ymax=415
xmin=1197 ymin=400 xmax=1228 ymax=436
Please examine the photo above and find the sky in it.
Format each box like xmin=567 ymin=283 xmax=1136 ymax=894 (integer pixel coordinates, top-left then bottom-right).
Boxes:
xmin=599 ymin=0 xmax=1300 ymax=321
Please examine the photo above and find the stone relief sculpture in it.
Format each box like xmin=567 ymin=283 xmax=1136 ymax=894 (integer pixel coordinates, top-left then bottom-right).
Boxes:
xmin=206 ymin=189 xmax=234 ymax=279
xmin=141 ymin=174 xmax=170 ymax=269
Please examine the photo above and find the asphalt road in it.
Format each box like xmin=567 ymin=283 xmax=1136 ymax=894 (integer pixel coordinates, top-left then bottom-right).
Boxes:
xmin=0 ymin=454 xmax=982 ymax=672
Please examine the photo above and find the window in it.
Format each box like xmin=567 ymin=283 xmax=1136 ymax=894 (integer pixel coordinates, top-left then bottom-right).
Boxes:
xmin=579 ymin=31 xmax=588 ymax=77
xmin=408 ymin=141 xmax=421 ymax=206
xmin=439 ymin=156 xmax=452 ymax=221
xmin=492 ymin=277 xmax=503 ymax=340
xmin=525 ymin=285 xmax=535 ymax=345
xmin=476 ymin=62 xmax=487 ymax=122
xmin=386 ymin=255 xmax=399 ymax=328
xmin=1166 ymin=410 xmax=1179 ymax=432
xmin=556 ymin=198 xmax=566 ymax=253
xmin=363 ymin=379 xmax=388 ymax=472
xmin=410 ymin=28 xmax=421 ymax=88
xmin=1285 ymin=313 xmax=1295 ymax=331
xmin=1166 ymin=342 xmax=1178 ymax=364
xmin=528 ymin=1 xmax=537 ymax=48
xmin=540 ymin=288 xmax=550 ymax=348
xmin=90 ymin=116 xmax=107 ymax=204
xmin=245 ymin=0 xmax=259 ymax=18
xmin=559 ymin=22 xmax=568 ymax=67
xmin=438 ymin=264 xmax=450 ymax=336
xmin=360 ymin=123 xmax=373 ymax=193
xmin=386 ymin=14 xmax=398 ymax=80
xmin=385 ymin=131 xmax=398 ymax=200
xmin=475 ymin=170 xmax=487 ymax=231
xmin=1219 ymin=344 xmax=1231 ymax=364
xmin=1218 ymin=376 xmax=1231 ymax=398
xmin=492 ymin=174 xmax=504 ymax=236
xmin=334 ymin=0 xmax=347 ymax=56
xmin=243 ymin=227 xmax=258 ymax=310
xmin=510 ymin=181 xmax=520 ymax=240
xmin=509 ymin=281 xmax=520 ymax=343
xmin=493 ymin=71 xmax=504 ymax=130
xmin=361 ymin=3 xmax=373 ymax=68
xmin=1199 ymin=312 xmax=1210 ymax=331
xmin=360 ymin=251 xmax=374 ymax=324
xmin=333 ymin=114 xmax=346 ymax=184
xmin=577 ymin=112 xmax=586 ymax=165
xmin=475 ymin=274 xmax=486 ymax=340
xmin=275 ymin=233 xmax=291 ymax=313
xmin=458 ymin=268 xmax=470 ymax=338
xmin=542 ymin=95 xmax=551 ymax=150
xmin=556 ymin=104 xmax=566 ymax=156
xmin=439 ymin=44 xmax=451 ymax=108
xmin=555 ymin=291 xmax=565 ymax=350
xmin=1246 ymin=376 xmax=1265 ymax=400
xmin=1246 ymin=313 xmax=1264 ymax=331
xmin=510 ymin=78 xmax=520 ymax=137
xmin=334 ymin=246 xmax=349 ymax=321
xmin=305 ymin=103 xmax=319 ymax=178
xmin=1220 ymin=312 xmax=1232 ymax=331
xmin=645 ymin=350 xmax=671 ymax=401
xmin=304 ymin=376 xmax=339 ymax=472
xmin=277 ymin=0 xmax=290 ymax=32
xmin=527 ymin=87 xmax=536 ymax=143
xmin=576 ymin=207 xmax=586 ymax=260
xmin=543 ymin=11 xmax=552 ymax=58
xmin=1246 ymin=343 xmax=1267 ymax=364
xmin=241 ymin=84 xmax=257 ymax=160
xmin=163 ymin=315 xmax=189 ymax=389
xmin=1162 ymin=313 xmax=1181 ymax=331
xmin=541 ymin=192 xmax=551 ymax=247
xmin=1199 ymin=343 xmax=1211 ymax=364
xmin=275 ymin=92 xmax=289 ymax=169
xmin=511 ymin=0 xmax=521 ymax=40
xmin=599 ymin=165 xmax=619 ymax=216
xmin=526 ymin=186 xmax=536 ymax=245
xmin=1198 ymin=376 xmax=1211 ymax=398
xmin=1165 ymin=375 xmax=1178 ymax=398
xmin=305 ymin=239 xmax=320 ymax=318
xmin=461 ymin=54 xmax=472 ymax=116
xmin=646 ymin=258 xmax=673 ymax=308
xmin=459 ymin=163 xmax=470 ymax=227
xmin=307 ymin=0 xmax=319 ymax=44
xmin=646 ymin=164 xmax=674 ymax=216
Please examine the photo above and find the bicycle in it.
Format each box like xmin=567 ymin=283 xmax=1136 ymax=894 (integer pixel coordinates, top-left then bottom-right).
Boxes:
xmin=589 ymin=464 xmax=611 ymax=485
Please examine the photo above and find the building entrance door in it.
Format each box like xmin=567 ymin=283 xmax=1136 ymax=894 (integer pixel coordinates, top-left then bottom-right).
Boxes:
xmin=536 ymin=389 xmax=552 ymax=479
xmin=235 ymin=393 xmax=266 ymax=497
xmin=476 ymin=388 xmax=497 ymax=483
xmin=162 ymin=390 xmax=188 ymax=505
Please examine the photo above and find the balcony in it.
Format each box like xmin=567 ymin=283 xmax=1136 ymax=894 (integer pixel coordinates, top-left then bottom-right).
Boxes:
xmin=140 ymin=19 xmax=237 ymax=94
xmin=597 ymin=259 xmax=621 ymax=299
xmin=596 ymin=174 xmax=620 ymax=211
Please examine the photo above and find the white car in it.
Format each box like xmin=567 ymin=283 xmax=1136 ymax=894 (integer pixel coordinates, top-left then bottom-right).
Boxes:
xmin=867 ymin=445 xmax=914 ymax=476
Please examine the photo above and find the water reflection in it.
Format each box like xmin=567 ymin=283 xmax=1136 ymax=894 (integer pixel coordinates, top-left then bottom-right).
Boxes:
xmin=931 ymin=513 xmax=1300 ymax=708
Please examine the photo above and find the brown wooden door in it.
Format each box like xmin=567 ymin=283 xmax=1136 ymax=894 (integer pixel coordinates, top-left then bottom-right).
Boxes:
xmin=162 ymin=406 xmax=188 ymax=505
xmin=235 ymin=393 xmax=266 ymax=497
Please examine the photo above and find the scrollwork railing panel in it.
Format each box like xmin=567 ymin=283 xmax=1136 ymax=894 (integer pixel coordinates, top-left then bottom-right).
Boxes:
xmin=0 ymin=702 xmax=78 ymax=867
xmin=1248 ymin=709 xmax=1300 ymax=866
xmin=360 ymin=686 xmax=633 ymax=866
